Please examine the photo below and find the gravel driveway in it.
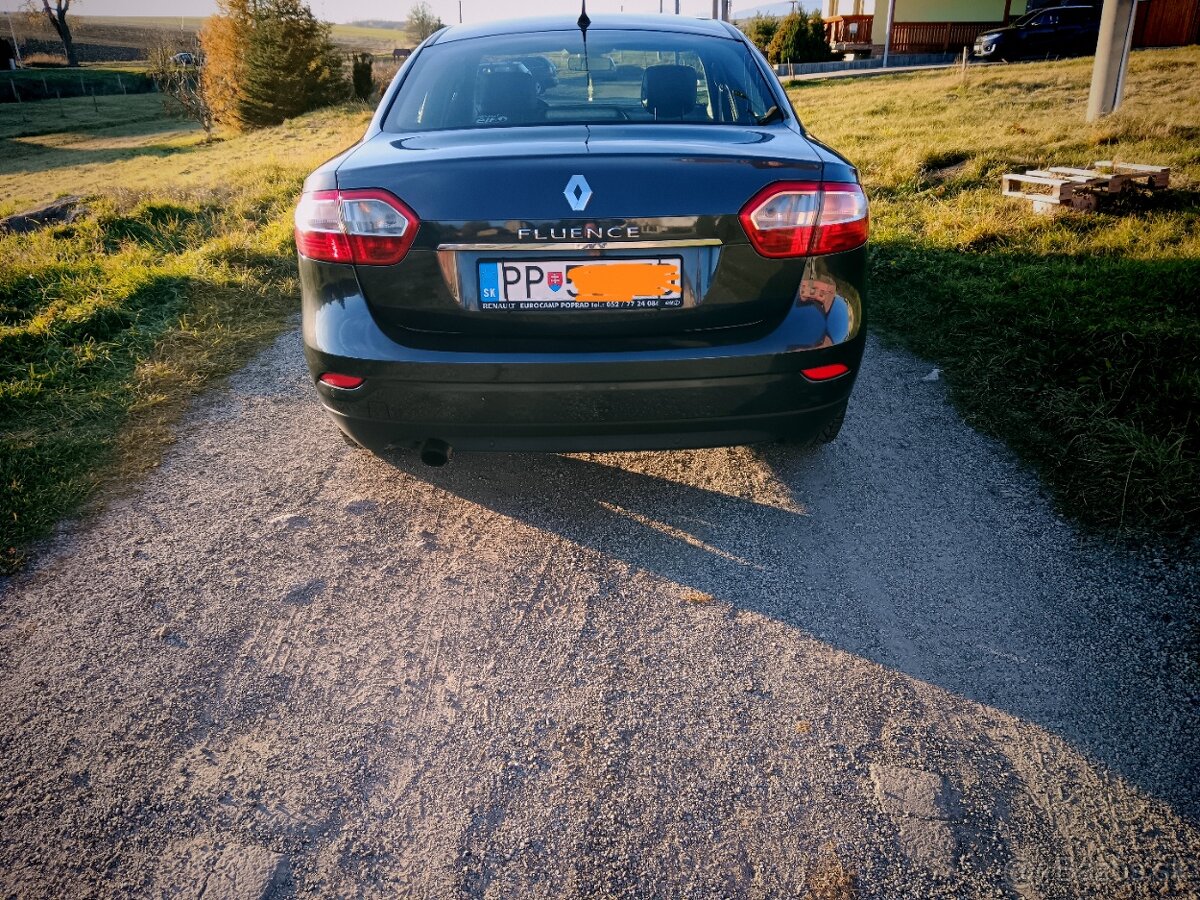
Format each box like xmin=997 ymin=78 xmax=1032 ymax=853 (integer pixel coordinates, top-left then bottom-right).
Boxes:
xmin=1 ymin=330 xmax=1197 ymax=899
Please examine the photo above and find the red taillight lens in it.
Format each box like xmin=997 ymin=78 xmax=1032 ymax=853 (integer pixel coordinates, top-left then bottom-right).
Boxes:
xmin=294 ymin=190 xmax=352 ymax=262
xmin=295 ymin=189 xmax=419 ymax=266
xmin=318 ymin=372 xmax=365 ymax=389
xmin=739 ymin=181 xmax=869 ymax=258
xmin=812 ymin=184 xmax=870 ymax=254
xmin=801 ymin=363 xmax=850 ymax=381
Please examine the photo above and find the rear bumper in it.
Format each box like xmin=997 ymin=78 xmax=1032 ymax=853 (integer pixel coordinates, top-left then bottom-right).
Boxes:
xmin=302 ymin=263 xmax=865 ymax=453
xmin=319 ymin=374 xmax=856 ymax=452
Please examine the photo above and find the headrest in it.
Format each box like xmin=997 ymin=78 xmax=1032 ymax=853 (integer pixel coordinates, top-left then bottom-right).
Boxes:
xmin=641 ymin=64 xmax=698 ymax=120
xmin=478 ymin=66 xmax=539 ymax=121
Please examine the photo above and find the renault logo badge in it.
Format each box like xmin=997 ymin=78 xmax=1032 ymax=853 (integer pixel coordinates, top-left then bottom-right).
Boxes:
xmin=564 ymin=175 xmax=593 ymax=212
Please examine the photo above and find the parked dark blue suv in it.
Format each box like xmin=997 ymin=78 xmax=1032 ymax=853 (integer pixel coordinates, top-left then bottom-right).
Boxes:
xmin=974 ymin=5 xmax=1101 ymax=61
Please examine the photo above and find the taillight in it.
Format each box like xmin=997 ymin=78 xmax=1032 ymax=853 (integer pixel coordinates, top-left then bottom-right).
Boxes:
xmin=318 ymin=372 xmax=365 ymax=389
xmin=294 ymin=189 xmax=419 ymax=266
xmin=739 ymin=181 xmax=869 ymax=258
xmin=801 ymin=363 xmax=851 ymax=381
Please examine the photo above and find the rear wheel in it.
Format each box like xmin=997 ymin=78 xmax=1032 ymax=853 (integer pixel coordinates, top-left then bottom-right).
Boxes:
xmin=781 ymin=401 xmax=847 ymax=449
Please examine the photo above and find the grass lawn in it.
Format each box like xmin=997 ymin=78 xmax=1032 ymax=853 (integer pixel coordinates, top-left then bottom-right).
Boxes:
xmin=0 ymin=99 xmax=372 ymax=571
xmin=789 ymin=47 xmax=1200 ymax=535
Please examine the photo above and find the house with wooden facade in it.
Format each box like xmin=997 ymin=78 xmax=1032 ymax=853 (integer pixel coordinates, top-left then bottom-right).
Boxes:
xmin=822 ymin=0 xmax=1199 ymax=56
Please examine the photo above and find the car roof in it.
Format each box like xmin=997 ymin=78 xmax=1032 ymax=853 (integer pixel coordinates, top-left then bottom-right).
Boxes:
xmin=429 ymin=15 xmax=739 ymax=45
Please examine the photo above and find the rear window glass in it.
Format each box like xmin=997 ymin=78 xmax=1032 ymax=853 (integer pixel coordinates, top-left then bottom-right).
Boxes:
xmin=383 ymin=29 xmax=780 ymax=132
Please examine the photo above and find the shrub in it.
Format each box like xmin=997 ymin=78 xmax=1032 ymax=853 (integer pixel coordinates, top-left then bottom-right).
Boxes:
xmin=740 ymin=15 xmax=780 ymax=57
xmin=199 ymin=0 xmax=250 ymax=129
xmin=200 ymin=0 xmax=347 ymax=132
xmin=351 ymin=52 xmax=374 ymax=102
xmin=149 ymin=43 xmax=215 ymax=141
xmin=21 ymin=52 xmax=68 ymax=67
xmin=767 ymin=11 xmax=834 ymax=65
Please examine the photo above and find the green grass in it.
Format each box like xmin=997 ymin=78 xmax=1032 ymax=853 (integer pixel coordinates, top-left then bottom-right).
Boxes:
xmin=789 ymin=47 xmax=1200 ymax=535
xmin=0 ymin=100 xmax=372 ymax=571
xmin=3 ymin=67 xmax=153 ymax=102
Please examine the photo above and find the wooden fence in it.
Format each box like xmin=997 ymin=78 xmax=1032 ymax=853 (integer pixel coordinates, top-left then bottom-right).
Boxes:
xmin=1133 ymin=0 xmax=1200 ymax=47
xmin=888 ymin=21 xmax=996 ymax=54
xmin=824 ymin=15 xmax=874 ymax=46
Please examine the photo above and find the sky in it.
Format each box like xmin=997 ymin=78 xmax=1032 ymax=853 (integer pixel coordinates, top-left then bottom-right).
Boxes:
xmin=0 ymin=0 xmax=803 ymax=25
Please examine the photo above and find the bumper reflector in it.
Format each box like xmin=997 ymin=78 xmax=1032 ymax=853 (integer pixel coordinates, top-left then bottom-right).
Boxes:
xmin=801 ymin=363 xmax=850 ymax=381
xmin=318 ymin=372 xmax=365 ymax=389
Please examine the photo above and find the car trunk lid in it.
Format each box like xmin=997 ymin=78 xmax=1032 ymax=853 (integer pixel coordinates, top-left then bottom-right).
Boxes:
xmin=336 ymin=125 xmax=827 ymax=339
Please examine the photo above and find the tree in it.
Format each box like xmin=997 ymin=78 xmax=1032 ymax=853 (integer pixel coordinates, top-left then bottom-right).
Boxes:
xmin=30 ymin=0 xmax=77 ymax=67
xmin=149 ymin=43 xmax=214 ymax=141
xmin=766 ymin=11 xmax=834 ymax=65
xmin=199 ymin=0 xmax=251 ymax=129
xmin=200 ymin=0 xmax=347 ymax=132
xmin=239 ymin=0 xmax=346 ymax=127
xmin=406 ymin=1 xmax=443 ymax=43
xmin=740 ymin=15 xmax=780 ymax=57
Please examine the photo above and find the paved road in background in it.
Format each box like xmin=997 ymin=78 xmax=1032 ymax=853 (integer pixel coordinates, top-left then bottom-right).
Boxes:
xmin=2 ymin=331 xmax=1197 ymax=898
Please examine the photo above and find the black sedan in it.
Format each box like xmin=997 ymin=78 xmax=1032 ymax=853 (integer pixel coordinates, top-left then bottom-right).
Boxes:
xmin=295 ymin=15 xmax=867 ymax=465
xmin=973 ymin=5 xmax=1100 ymax=61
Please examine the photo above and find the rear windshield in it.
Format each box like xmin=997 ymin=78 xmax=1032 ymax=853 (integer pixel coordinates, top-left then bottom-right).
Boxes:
xmin=383 ymin=29 xmax=781 ymax=132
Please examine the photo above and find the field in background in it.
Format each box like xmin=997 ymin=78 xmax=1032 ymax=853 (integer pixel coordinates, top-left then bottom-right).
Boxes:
xmin=789 ymin=47 xmax=1200 ymax=534
xmin=2 ymin=66 xmax=154 ymax=103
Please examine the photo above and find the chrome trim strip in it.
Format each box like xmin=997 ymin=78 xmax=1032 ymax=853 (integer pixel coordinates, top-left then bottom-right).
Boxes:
xmin=436 ymin=239 xmax=724 ymax=252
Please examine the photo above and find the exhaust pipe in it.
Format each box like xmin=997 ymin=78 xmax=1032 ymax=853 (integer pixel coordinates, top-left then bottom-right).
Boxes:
xmin=420 ymin=438 xmax=452 ymax=467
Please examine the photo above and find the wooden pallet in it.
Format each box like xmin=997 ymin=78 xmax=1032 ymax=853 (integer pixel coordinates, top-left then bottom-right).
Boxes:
xmin=1001 ymin=173 xmax=1099 ymax=213
xmin=1092 ymin=160 xmax=1171 ymax=189
xmin=1033 ymin=167 xmax=1131 ymax=194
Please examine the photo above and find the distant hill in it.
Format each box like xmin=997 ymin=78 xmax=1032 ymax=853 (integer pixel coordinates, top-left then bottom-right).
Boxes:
xmin=7 ymin=16 xmax=412 ymax=61
xmin=347 ymin=20 xmax=409 ymax=30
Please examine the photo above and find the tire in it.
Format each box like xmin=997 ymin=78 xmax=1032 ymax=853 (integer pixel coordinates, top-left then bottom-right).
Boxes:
xmin=813 ymin=402 xmax=847 ymax=446
xmin=779 ymin=401 xmax=847 ymax=449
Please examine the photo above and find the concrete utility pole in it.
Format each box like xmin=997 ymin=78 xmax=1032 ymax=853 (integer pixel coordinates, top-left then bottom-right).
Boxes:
xmin=880 ymin=0 xmax=897 ymax=67
xmin=1086 ymin=0 xmax=1139 ymax=120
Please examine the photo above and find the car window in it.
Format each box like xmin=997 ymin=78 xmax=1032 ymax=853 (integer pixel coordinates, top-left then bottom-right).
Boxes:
xmin=384 ymin=29 xmax=778 ymax=132
xmin=1012 ymin=9 xmax=1057 ymax=26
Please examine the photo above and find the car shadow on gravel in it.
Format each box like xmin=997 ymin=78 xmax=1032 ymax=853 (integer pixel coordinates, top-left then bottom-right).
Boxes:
xmin=382 ymin=445 xmax=1199 ymax=825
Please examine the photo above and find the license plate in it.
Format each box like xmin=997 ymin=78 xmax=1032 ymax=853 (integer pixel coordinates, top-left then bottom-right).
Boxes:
xmin=478 ymin=257 xmax=683 ymax=310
